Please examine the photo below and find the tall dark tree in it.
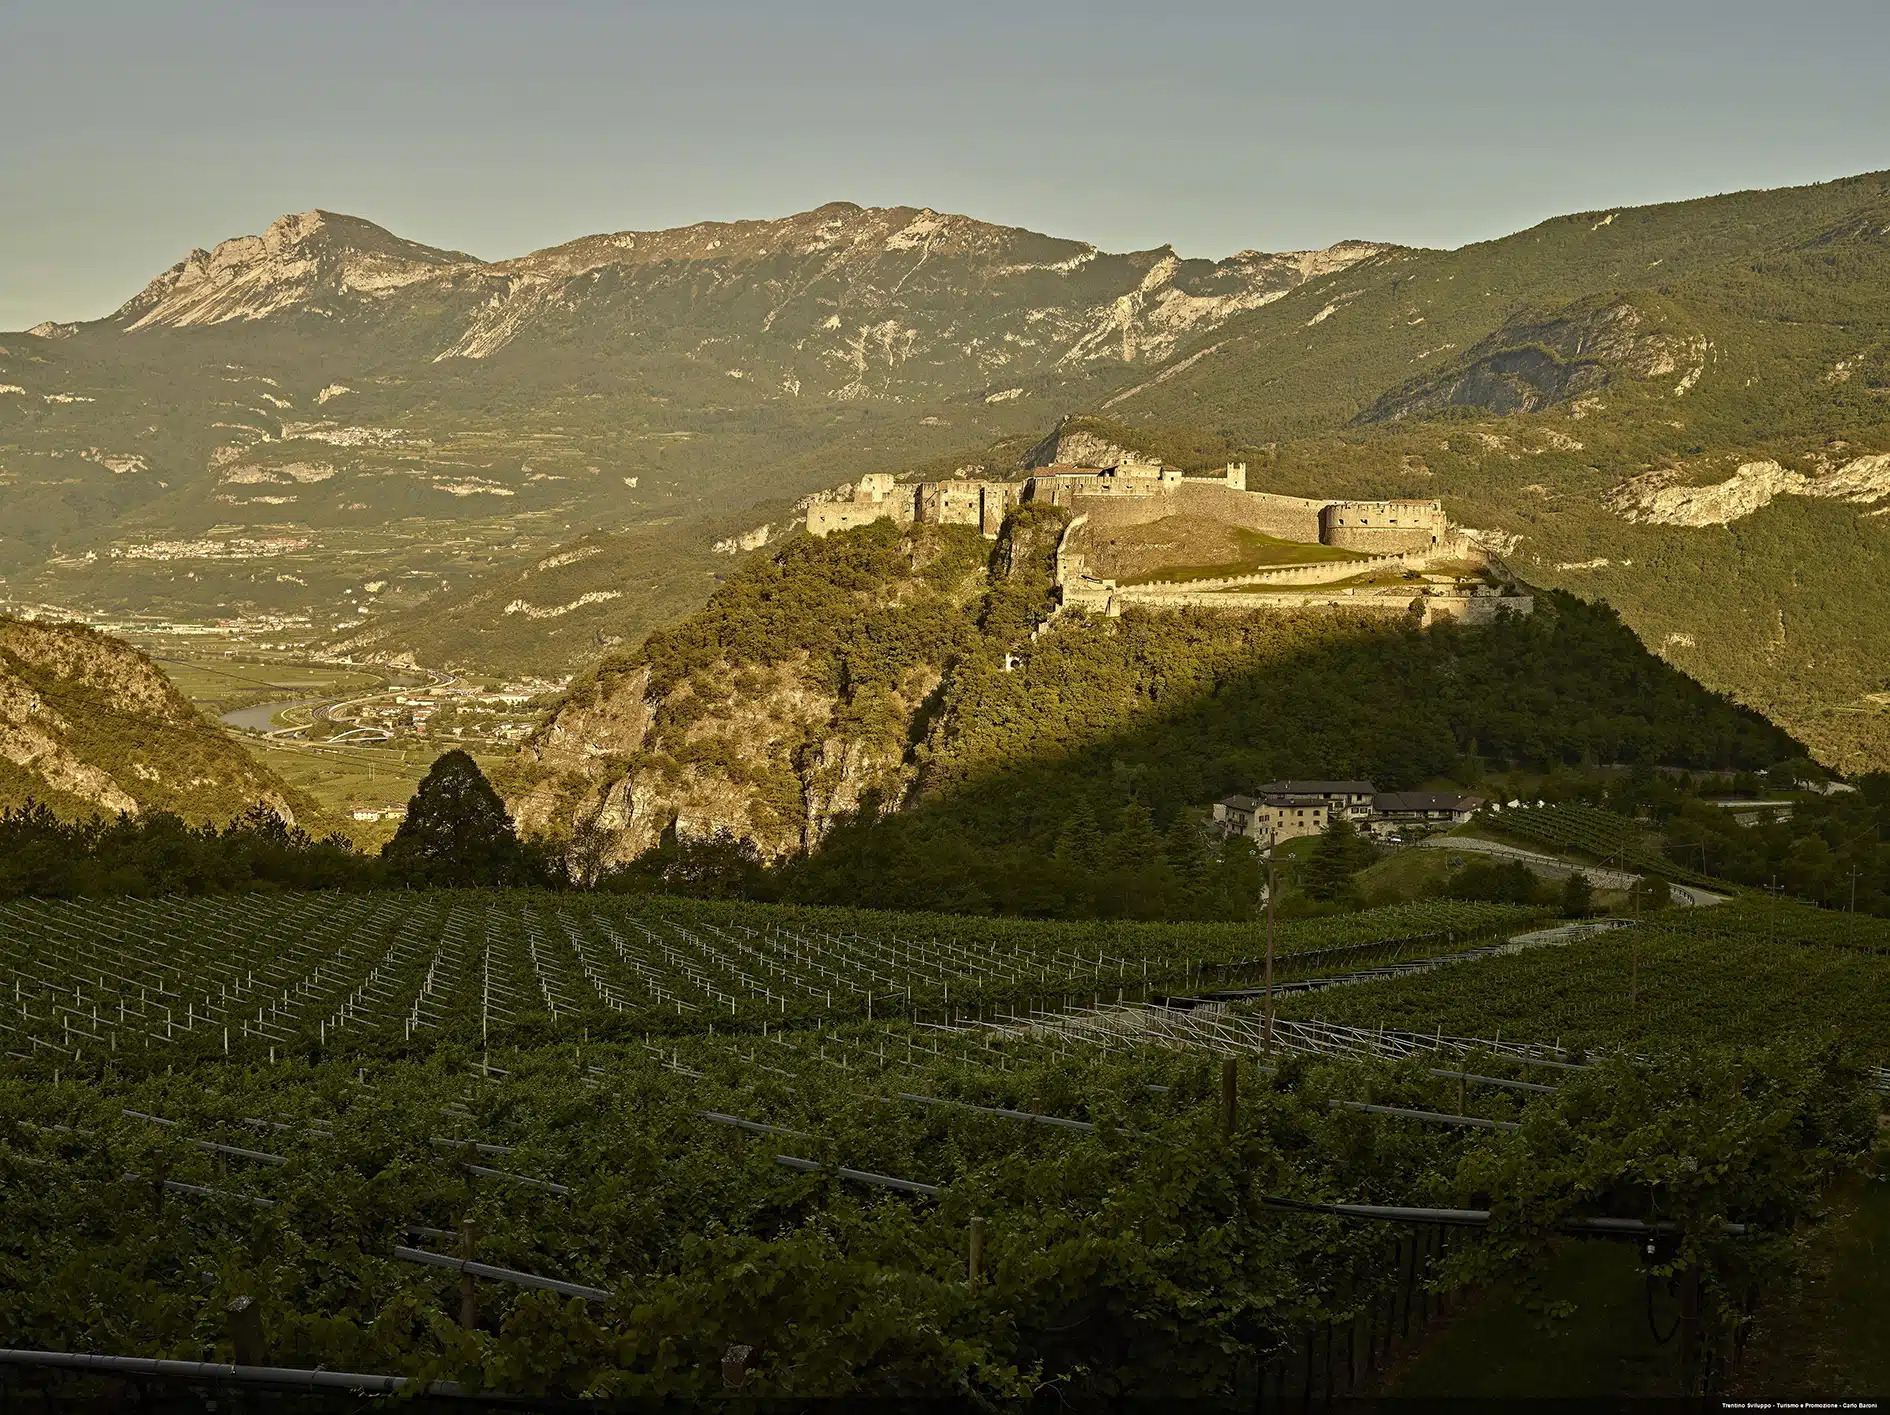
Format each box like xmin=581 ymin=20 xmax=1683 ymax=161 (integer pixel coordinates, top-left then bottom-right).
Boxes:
xmin=1561 ymin=870 xmax=1595 ymax=919
xmin=383 ymin=751 xmax=537 ymax=887
xmin=1301 ymin=818 xmax=1376 ymax=902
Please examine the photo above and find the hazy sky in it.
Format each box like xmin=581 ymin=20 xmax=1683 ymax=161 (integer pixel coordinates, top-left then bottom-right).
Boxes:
xmin=4 ymin=0 xmax=1887 ymax=327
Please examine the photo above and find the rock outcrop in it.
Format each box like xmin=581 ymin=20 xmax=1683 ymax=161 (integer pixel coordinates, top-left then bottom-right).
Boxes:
xmin=1606 ymin=453 xmax=1890 ymax=526
xmin=0 ymin=617 xmax=310 ymax=822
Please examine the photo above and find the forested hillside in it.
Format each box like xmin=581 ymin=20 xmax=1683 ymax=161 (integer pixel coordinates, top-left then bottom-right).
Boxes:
xmin=503 ymin=518 xmax=1797 ymax=917
xmin=0 ymin=616 xmax=316 ymax=824
xmin=1046 ymin=170 xmax=1890 ymax=769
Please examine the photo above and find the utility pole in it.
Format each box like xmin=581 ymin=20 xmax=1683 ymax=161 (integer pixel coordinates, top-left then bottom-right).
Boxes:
xmin=1263 ymin=835 xmax=1277 ymax=1050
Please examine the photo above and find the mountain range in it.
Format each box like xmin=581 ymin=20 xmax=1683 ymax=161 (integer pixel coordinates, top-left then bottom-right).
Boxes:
xmin=0 ymin=204 xmax=1374 ymax=661
xmin=6 ymin=171 xmax=1890 ymax=800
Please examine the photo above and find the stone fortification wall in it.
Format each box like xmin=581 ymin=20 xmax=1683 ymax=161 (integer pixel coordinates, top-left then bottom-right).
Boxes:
xmin=807 ymin=498 xmax=914 ymax=537
xmin=1178 ymin=482 xmax=1331 ymax=540
xmin=1062 ymin=483 xmax=1330 ymax=540
xmin=922 ymin=479 xmax=1021 ymax=536
xmin=1319 ymin=499 xmax=1446 ymax=553
xmin=1134 ymin=548 xmax=1422 ymax=593
xmin=1087 ymin=585 xmax=1420 ymax=616
xmin=1420 ymin=593 xmax=1534 ymax=626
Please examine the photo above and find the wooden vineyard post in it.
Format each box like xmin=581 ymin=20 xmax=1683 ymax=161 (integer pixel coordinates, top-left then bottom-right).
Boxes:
xmin=1221 ymin=1057 xmax=1238 ymax=1141
xmin=459 ymin=1219 xmax=479 ymax=1329
xmin=967 ymin=1215 xmax=986 ymax=1287
xmin=226 ymin=1294 xmax=265 ymax=1366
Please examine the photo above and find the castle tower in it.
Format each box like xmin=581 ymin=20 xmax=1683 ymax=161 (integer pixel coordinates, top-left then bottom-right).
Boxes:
xmin=1225 ymin=462 xmax=1247 ymax=492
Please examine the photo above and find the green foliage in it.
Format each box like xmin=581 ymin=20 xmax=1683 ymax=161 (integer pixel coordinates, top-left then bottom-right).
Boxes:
xmin=1279 ymin=904 xmax=1890 ymax=1062
xmin=383 ymin=751 xmax=546 ymax=888
xmin=0 ymin=800 xmax=370 ymax=900
xmin=0 ymin=1007 xmax=1869 ymax=1400
xmin=1449 ymin=1042 xmax=1878 ymax=1370
xmin=1301 ymin=818 xmax=1377 ymax=902
xmin=1443 ymin=858 xmax=1549 ymax=906
xmin=1630 ymin=875 xmax=1675 ymax=913
xmin=772 ymin=589 xmax=1794 ymax=919
xmin=1561 ymin=871 xmax=1595 ymax=919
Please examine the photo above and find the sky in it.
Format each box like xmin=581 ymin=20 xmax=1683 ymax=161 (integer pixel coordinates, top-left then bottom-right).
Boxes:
xmin=4 ymin=0 xmax=1888 ymax=328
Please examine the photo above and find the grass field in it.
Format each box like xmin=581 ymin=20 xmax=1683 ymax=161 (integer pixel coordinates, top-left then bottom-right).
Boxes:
xmin=140 ymin=647 xmax=399 ymax=719
xmin=1380 ymin=1240 xmax=1681 ymax=1398
xmin=1098 ymin=519 xmax=1371 ymax=586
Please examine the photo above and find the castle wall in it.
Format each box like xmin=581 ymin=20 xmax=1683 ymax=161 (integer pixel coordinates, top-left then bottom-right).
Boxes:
xmin=1319 ymin=499 xmax=1446 ymax=553
xmin=1175 ymin=483 xmax=1330 ymax=541
xmin=806 ymin=498 xmax=915 ymax=537
xmin=1134 ymin=548 xmax=1425 ymax=593
xmin=1419 ymin=593 xmax=1534 ymax=626
xmin=1102 ymin=586 xmax=1420 ymax=615
xmin=920 ymin=479 xmax=1022 ymax=537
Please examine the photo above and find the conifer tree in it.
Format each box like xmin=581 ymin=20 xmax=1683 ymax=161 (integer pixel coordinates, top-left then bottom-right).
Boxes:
xmin=382 ymin=750 xmax=537 ymax=887
xmin=1302 ymin=818 xmax=1375 ymax=901
xmin=1561 ymin=870 xmax=1594 ymax=918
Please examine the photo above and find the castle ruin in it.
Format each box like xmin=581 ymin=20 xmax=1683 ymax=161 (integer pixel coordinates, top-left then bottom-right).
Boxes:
xmin=805 ymin=458 xmax=1530 ymax=625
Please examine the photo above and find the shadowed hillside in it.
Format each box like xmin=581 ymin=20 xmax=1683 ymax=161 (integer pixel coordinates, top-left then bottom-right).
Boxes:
xmin=502 ymin=517 xmax=1797 ymax=917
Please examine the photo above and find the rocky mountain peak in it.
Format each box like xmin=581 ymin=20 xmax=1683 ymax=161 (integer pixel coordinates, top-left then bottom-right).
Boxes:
xmin=115 ymin=210 xmax=480 ymax=331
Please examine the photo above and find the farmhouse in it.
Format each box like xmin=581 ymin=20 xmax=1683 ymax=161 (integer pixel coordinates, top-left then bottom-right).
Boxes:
xmin=1214 ymin=784 xmax=1485 ymax=845
xmin=1212 ymin=792 xmax=1338 ymax=845
xmin=1370 ymin=791 xmax=1485 ymax=828
xmin=1257 ymin=780 xmax=1378 ymax=820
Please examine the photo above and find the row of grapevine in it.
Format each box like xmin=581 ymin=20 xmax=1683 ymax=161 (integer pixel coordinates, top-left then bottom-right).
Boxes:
xmin=0 ymin=891 xmax=1541 ymax=1075
xmin=4 ymin=1001 xmax=1870 ymax=1400
xmin=1483 ymin=804 xmax=1725 ymax=888
xmin=1270 ymin=918 xmax=1890 ymax=1062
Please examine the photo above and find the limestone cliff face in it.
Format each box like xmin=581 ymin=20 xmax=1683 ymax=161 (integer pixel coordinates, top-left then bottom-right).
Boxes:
xmin=0 ymin=617 xmax=310 ymax=823
xmin=508 ymin=653 xmax=935 ymax=868
xmin=502 ymin=517 xmax=1055 ymax=870
xmin=1355 ymin=296 xmax=1711 ymax=424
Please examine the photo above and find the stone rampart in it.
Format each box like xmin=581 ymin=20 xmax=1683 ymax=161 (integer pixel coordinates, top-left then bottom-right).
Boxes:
xmin=1104 ymin=585 xmax=1420 ymax=615
xmin=807 ymin=499 xmax=914 ymax=537
xmin=1319 ymin=499 xmax=1446 ymax=553
xmin=1420 ymin=593 xmax=1535 ymax=626
xmin=1133 ymin=548 xmax=1424 ymax=594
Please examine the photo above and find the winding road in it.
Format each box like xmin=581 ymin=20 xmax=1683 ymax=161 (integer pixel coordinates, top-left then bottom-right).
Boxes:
xmin=1414 ymin=835 xmax=1726 ymax=907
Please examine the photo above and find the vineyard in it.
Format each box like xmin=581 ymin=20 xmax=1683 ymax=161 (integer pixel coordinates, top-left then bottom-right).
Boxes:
xmin=0 ymin=892 xmax=1539 ymax=1074
xmin=1275 ymin=905 xmax=1890 ymax=1064
xmin=1482 ymin=803 xmax=1726 ymax=889
xmin=0 ymin=888 xmax=1882 ymax=1402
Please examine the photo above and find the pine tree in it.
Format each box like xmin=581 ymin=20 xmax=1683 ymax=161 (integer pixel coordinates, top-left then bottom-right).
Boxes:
xmin=382 ymin=750 xmax=536 ymax=887
xmin=1301 ymin=817 xmax=1375 ymax=902
xmin=1561 ymin=871 xmax=1594 ymax=918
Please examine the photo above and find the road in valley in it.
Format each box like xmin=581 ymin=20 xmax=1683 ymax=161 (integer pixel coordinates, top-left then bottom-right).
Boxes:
xmin=1414 ymin=834 xmax=1726 ymax=907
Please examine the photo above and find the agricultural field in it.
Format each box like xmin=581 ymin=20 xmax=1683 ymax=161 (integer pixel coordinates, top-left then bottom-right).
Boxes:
xmin=140 ymin=648 xmax=398 ymax=722
xmin=1 ymin=889 xmax=1882 ymax=1402
xmin=0 ymin=894 xmax=1539 ymax=1068
xmin=1480 ymin=802 xmax=1729 ymax=889
xmin=1272 ymin=899 xmax=1890 ymax=1065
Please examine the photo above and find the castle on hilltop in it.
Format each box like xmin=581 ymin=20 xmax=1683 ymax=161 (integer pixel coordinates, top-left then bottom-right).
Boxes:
xmin=808 ymin=460 xmax=1449 ymax=555
xmin=806 ymin=457 xmax=1529 ymax=625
